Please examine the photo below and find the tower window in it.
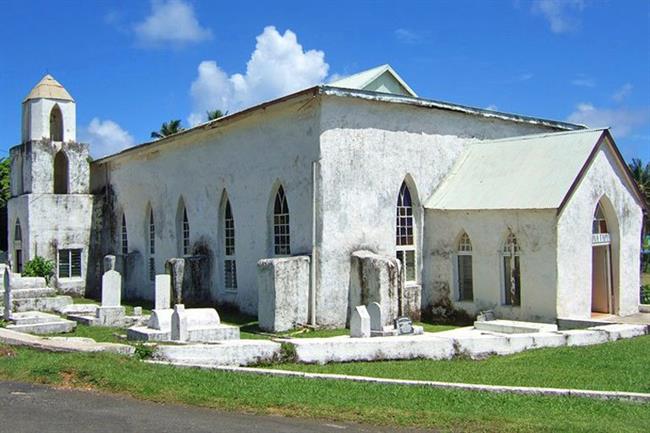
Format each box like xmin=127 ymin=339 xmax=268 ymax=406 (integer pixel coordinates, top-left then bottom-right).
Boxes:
xmin=50 ymin=104 xmax=63 ymax=141
xmin=14 ymin=219 xmax=23 ymax=274
xmin=53 ymin=150 xmax=69 ymax=194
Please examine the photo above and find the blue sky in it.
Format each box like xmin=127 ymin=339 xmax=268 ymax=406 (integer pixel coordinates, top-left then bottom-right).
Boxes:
xmin=1 ymin=0 xmax=648 ymax=160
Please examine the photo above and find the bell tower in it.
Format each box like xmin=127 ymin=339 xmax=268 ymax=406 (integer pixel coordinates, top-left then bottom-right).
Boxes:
xmin=7 ymin=75 xmax=93 ymax=296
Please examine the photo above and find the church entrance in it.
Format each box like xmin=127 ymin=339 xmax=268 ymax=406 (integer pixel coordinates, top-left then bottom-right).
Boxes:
xmin=591 ymin=202 xmax=614 ymax=315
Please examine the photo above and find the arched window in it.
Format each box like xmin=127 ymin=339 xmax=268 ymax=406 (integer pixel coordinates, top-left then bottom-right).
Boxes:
xmin=53 ymin=150 xmax=69 ymax=194
xmin=121 ymin=213 xmax=128 ymax=256
xmin=456 ymin=232 xmax=473 ymax=301
xmin=14 ymin=219 xmax=23 ymax=273
xmin=223 ymin=198 xmax=237 ymax=291
xmin=50 ymin=104 xmax=63 ymax=141
xmin=273 ymin=186 xmax=290 ymax=255
xmin=502 ymin=232 xmax=521 ymax=306
xmin=396 ymin=181 xmax=416 ymax=282
xmin=181 ymin=206 xmax=190 ymax=256
xmin=148 ymin=207 xmax=155 ymax=282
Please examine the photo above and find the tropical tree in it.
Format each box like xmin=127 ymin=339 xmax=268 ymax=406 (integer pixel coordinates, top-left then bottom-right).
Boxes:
xmin=206 ymin=109 xmax=228 ymax=121
xmin=628 ymin=158 xmax=650 ymax=205
xmin=0 ymin=157 xmax=11 ymax=208
xmin=151 ymin=120 xmax=183 ymax=139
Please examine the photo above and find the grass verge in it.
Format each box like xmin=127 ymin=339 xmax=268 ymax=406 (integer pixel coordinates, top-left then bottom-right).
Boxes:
xmin=274 ymin=335 xmax=650 ymax=393
xmin=0 ymin=344 xmax=647 ymax=433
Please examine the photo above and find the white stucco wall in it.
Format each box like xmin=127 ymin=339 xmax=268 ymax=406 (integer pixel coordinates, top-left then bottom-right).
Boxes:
xmin=7 ymin=193 xmax=93 ymax=294
xmin=316 ymin=95 xmax=564 ymax=326
xmin=424 ymin=209 xmax=559 ymax=322
xmin=557 ymin=140 xmax=643 ymax=319
xmin=91 ymin=94 xmax=320 ymax=314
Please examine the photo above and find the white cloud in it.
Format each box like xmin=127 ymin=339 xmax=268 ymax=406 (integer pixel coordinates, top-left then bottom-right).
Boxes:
xmin=394 ymin=28 xmax=422 ymax=44
xmin=82 ymin=118 xmax=135 ymax=158
xmin=517 ymin=73 xmax=534 ymax=82
xmin=485 ymin=104 xmax=499 ymax=111
xmin=532 ymin=0 xmax=585 ymax=34
xmin=134 ymin=0 xmax=212 ymax=47
xmin=567 ymin=103 xmax=649 ymax=138
xmin=188 ymin=26 xmax=329 ymax=125
xmin=571 ymin=75 xmax=595 ymax=87
xmin=612 ymin=83 xmax=633 ymax=102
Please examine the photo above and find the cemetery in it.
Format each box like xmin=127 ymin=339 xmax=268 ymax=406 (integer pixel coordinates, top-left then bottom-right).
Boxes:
xmin=1 ymin=253 xmax=648 ymax=369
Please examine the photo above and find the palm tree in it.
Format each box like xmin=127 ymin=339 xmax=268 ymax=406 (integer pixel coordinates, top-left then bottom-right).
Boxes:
xmin=151 ymin=120 xmax=183 ymax=139
xmin=206 ymin=109 xmax=228 ymax=121
xmin=628 ymin=158 xmax=650 ymax=205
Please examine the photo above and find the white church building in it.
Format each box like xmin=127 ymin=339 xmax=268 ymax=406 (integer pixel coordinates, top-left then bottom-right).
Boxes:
xmin=7 ymin=66 xmax=646 ymax=329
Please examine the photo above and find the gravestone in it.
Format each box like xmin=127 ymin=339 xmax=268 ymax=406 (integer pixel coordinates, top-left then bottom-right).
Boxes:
xmin=133 ymin=306 xmax=142 ymax=316
xmin=350 ymin=305 xmax=371 ymax=338
xmin=395 ymin=316 xmax=414 ymax=335
xmin=154 ymin=274 xmax=171 ymax=310
xmin=367 ymin=302 xmax=383 ymax=331
xmin=166 ymin=258 xmax=185 ymax=305
xmin=171 ymin=304 xmax=188 ymax=342
xmin=101 ymin=270 xmax=122 ymax=307
xmin=103 ymin=255 xmax=116 ymax=272
xmin=3 ymin=269 xmax=12 ymax=320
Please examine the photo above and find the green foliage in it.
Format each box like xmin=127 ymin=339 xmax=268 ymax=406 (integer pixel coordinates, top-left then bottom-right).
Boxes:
xmin=641 ymin=285 xmax=650 ymax=304
xmin=628 ymin=158 xmax=650 ymax=205
xmin=0 ymin=157 xmax=11 ymax=208
xmin=151 ymin=120 xmax=183 ymax=139
xmin=206 ymin=109 xmax=228 ymax=121
xmin=22 ymin=256 xmax=55 ymax=283
xmin=134 ymin=343 xmax=155 ymax=360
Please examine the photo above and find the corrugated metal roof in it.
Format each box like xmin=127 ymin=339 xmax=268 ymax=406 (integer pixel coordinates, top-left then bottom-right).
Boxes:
xmin=328 ymin=64 xmax=417 ymax=97
xmin=24 ymin=74 xmax=74 ymax=102
xmin=425 ymin=128 xmax=607 ymax=210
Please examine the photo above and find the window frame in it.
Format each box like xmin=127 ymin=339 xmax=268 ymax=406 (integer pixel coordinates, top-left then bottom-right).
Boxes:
xmin=501 ymin=232 xmax=521 ymax=306
xmin=121 ymin=213 xmax=128 ymax=256
xmin=223 ymin=199 xmax=238 ymax=291
xmin=272 ymin=186 xmax=291 ymax=256
xmin=456 ymin=232 xmax=473 ymax=302
xmin=58 ymin=248 xmax=83 ymax=279
xmin=148 ymin=207 xmax=155 ymax=282
xmin=395 ymin=181 xmax=416 ymax=283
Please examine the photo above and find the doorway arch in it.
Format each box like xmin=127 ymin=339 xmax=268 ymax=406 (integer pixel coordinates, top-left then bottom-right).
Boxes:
xmin=591 ymin=196 xmax=619 ymax=315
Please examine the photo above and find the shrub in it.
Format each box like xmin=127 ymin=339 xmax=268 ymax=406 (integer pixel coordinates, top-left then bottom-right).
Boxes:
xmin=22 ymin=256 xmax=55 ymax=284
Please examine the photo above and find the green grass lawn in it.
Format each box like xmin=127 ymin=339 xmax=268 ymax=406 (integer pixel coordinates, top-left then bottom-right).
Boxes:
xmin=274 ymin=335 xmax=650 ymax=393
xmin=51 ymin=324 xmax=126 ymax=344
xmin=0 ymin=345 xmax=647 ymax=433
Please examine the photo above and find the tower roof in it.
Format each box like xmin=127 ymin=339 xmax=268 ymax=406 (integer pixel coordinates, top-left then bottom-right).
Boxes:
xmin=23 ymin=74 xmax=74 ymax=103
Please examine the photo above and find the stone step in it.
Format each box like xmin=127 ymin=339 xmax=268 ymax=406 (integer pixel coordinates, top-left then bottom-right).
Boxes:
xmin=0 ymin=287 xmax=57 ymax=300
xmin=10 ymin=311 xmax=61 ymax=326
xmin=7 ymin=318 xmax=76 ymax=335
xmin=11 ymin=296 xmax=73 ymax=314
